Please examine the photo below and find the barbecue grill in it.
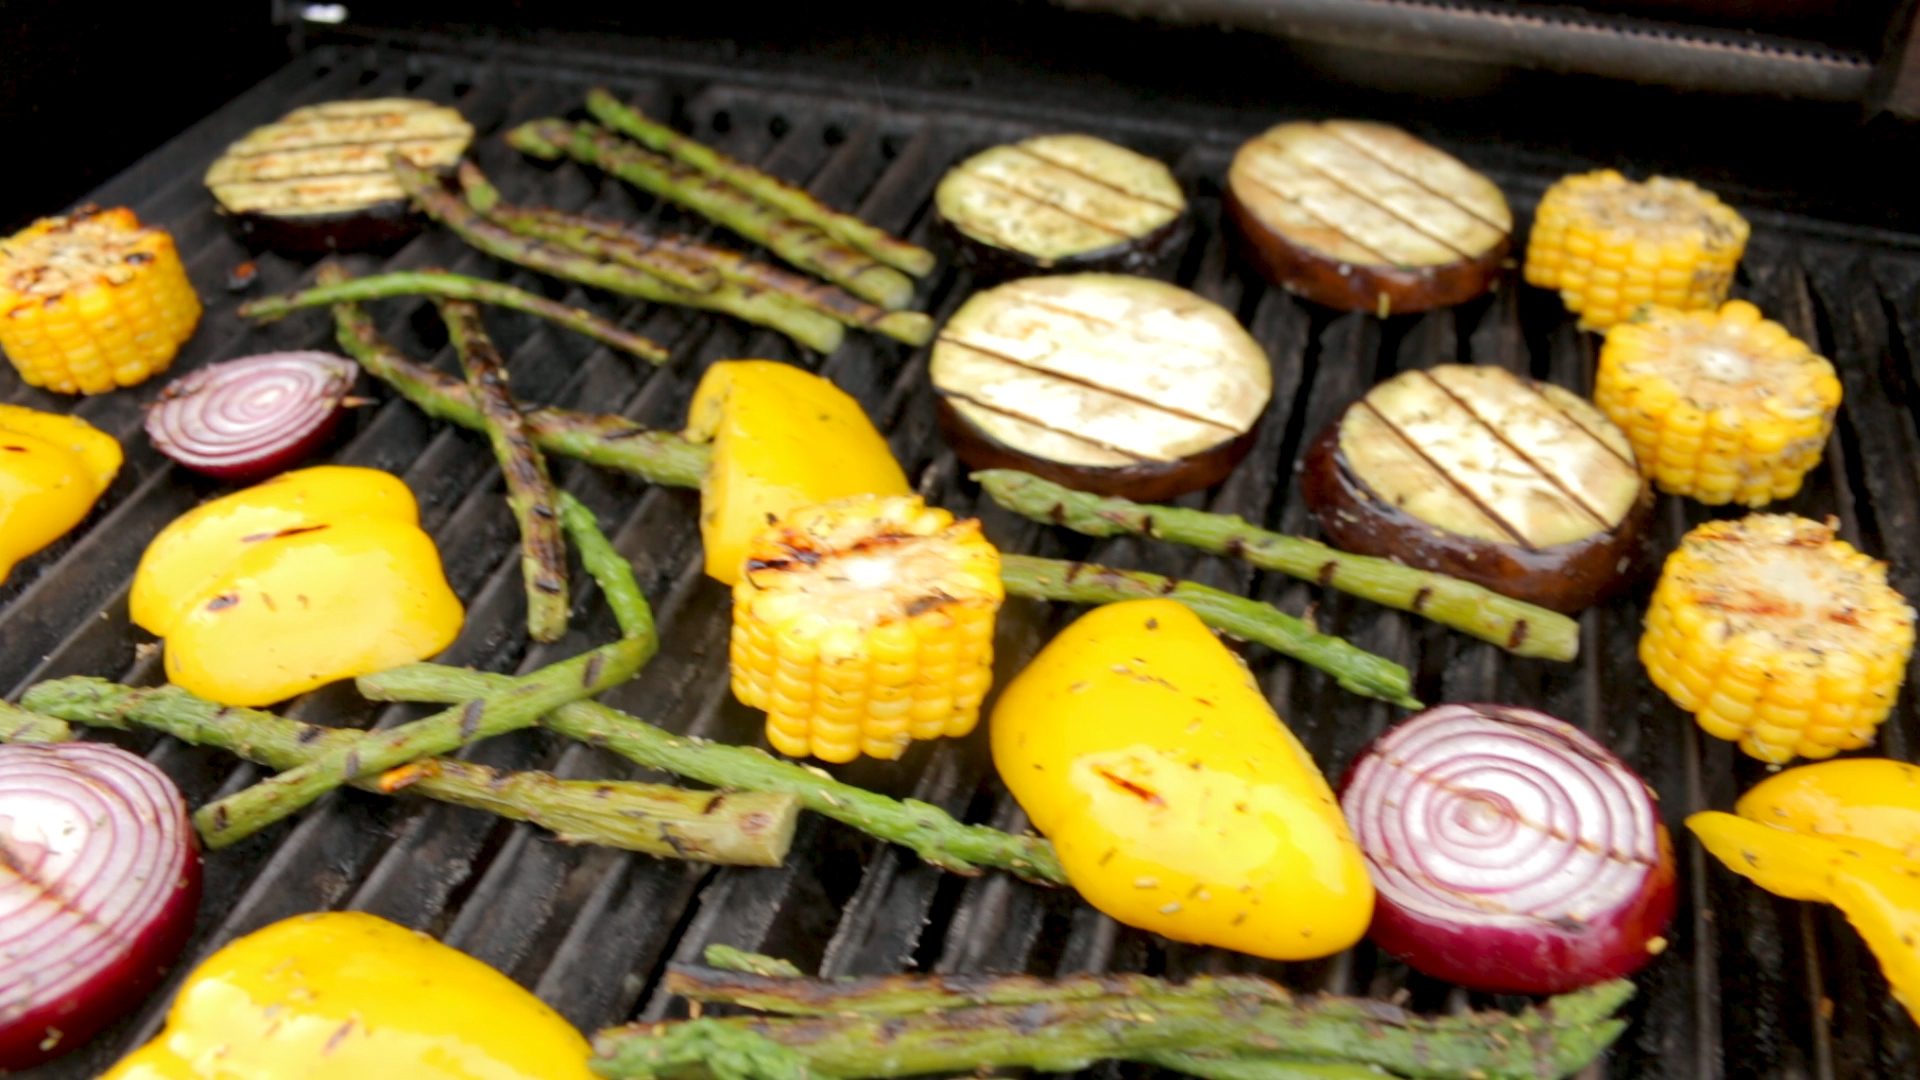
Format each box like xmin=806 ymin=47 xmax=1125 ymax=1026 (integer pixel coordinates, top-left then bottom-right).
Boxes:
xmin=8 ymin=6 xmax=1920 ymax=1078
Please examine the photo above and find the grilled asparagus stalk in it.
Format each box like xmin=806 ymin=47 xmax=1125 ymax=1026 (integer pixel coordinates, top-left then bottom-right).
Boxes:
xmin=240 ymin=269 xmax=671 ymax=363
xmin=592 ymin=966 xmax=1633 ymax=1080
xmin=328 ymin=286 xmax=709 ymax=488
xmin=438 ymin=297 xmax=570 ymax=643
xmin=508 ymin=119 xmax=915 ymax=310
xmin=389 ymin=155 xmax=844 ymax=353
xmin=456 ymin=161 xmax=932 ymax=345
xmin=583 ymin=88 xmax=936 ymax=277
xmin=11 ymin=680 xmax=799 ymax=865
xmin=977 ymin=469 xmax=1579 ymax=660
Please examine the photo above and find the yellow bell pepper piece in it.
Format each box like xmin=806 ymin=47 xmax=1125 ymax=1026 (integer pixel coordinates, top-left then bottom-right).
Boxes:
xmin=103 ymin=911 xmax=595 ymax=1080
xmin=990 ymin=599 xmax=1373 ymax=959
xmin=0 ymin=404 xmax=121 ymax=583
xmin=1689 ymin=811 xmax=1920 ymax=1021
xmin=1735 ymin=758 xmax=1920 ymax=859
xmin=684 ymin=360 xmax=909 ymax=585
xmin=130 ymin=465 xmax=462 ymax=706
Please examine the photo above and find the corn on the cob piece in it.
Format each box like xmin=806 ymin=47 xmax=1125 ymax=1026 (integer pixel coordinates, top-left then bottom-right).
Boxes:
xmin=0 ymin=206 xmax=200 ymax=394
xmin=730 ymin=494 xmax=1003 ymax=764
xmin=1596 ymin=300 xmax=1841 ymax=507
xmin=1641 ymin=514 xmax=1914 ymax=763
xmin=1524 ymin=171 xmax=1748 ymax=331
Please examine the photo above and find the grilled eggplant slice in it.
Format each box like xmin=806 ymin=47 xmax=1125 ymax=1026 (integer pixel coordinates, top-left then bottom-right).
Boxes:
xmin=1301 ymin=364 xmax=1653 ymax=613
xmin=1226 ymin=121 xmax=1511 ymax=315
xmin=935 ymin=135 xmax=1189 ymax=279
xmin=205 ymin=99 xmax=474 ymax=254
xmin=931 ymin=274 xmax=1270 ymax=501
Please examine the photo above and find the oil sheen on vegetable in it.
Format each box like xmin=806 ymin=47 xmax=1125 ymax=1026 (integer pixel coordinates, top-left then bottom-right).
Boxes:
xmin=991 ymin=599 xmax=1372 ymax=959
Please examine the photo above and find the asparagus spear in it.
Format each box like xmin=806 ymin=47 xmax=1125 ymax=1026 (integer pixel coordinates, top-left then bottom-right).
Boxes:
xmin=1000 ymin=553 xmax=1421 ymax=708
xmin=439 ymin=297 xmax=570 ymax=643
xmin=583 ymin=88 xmax=936 ymax=278
xmin=702 ymin=946 xmax=803 ymax=978
xmin=978 ymin=470 xmax=1580 ymax=662
xmin=328 ymin=285 xmax=709 ymax=489
xmin=328 ymin=307 xmax=1420 ymax=708
xmin=389 ymin=155 xmax=844 ymax=353
xmin=457 ymin=162 xmax=933 ymax=346
xmin=0 ymin=699 xmax=72 ymax=743
xmin=14 ymin=679 xmax=799 ymax=866
xmin=240 ymin=270 xmax=671 ymax=363
xmin=591 ymin=977 xmax=1633 ymax=1080
xmin=509 ymin=119 xmax=915 ymax=311
xmin=355 ymin=666 xmax=1066 ymax=884
xmin=186 ymin=488 xmax=661 ymax=848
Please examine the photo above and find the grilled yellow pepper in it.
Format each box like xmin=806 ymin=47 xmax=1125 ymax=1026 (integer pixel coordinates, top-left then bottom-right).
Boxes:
xmin=0 ymin=404 xmax=121 ymax=583
xmin=1690 ymin=759 xmax=1920 ymax=1023
xmin=102 ymin=911 xmax=595 ymax=1080
xmin=684 ymin=360 xmax=910 ymax=585
xmin=991 ymin=599 xmax=1373 ymax=959
xmin=130 ymin=465 xmax=463 ymax=706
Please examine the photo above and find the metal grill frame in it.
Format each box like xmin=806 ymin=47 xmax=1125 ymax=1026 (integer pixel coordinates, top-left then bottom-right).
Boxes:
xmin=8 ymin=31 xmax=1920 ymax=1080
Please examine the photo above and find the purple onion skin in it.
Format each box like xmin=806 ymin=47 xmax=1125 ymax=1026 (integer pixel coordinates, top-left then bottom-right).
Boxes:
xmin=144 ymin=351 xmax=356 ymax=483
xmin=1340 ymin=703 xmax=1678 ymax=996
xmin=185 ymin=405 xmax=345 ymax=484
xmin=0 ymin=745 xmax=203 ymax=1069
xmin=1366 ymin=827 xmax=1676 ymax=995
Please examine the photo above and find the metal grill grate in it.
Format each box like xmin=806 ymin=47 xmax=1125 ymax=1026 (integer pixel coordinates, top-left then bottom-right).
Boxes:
xmin=9 ymin=35 xmax=1920 ymax=1080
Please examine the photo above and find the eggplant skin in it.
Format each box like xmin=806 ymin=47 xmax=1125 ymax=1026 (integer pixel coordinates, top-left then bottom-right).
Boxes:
xmin=220 ymin=199 xmax=423 ymax=257
xmin=938 ymin=396 xmax=1258 ymax=503
xmin=1224 ymin=185 xmax=1507 ymax=315
xmin=1300 ymin=424 xmax=1656 ymax=614
xmin=938 ymin=211 xmax=1192 ymax=283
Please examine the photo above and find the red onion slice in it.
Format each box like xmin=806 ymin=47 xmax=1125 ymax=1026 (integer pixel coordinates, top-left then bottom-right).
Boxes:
xmin=1341 ymin=703 xmax=1676 ymax=994
xmin=145 ymin=350 xmax=357 ymax=481
xmin=0 ymin=743 xmax=202 ymax=1068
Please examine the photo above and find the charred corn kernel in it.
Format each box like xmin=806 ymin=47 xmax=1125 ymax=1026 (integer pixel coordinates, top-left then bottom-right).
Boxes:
xmin=1597 ymin=300 xmax=1840 ymax=507
xmin=1642 ymin=514 xmax=1914 ymax=763
xmin=0 ymin=206 xmax=201 ymax=394
xmin=730 ymin=494 xmax=1002 ymax=764
xmin=1525 ymin=171 xmax=1747 ymax=330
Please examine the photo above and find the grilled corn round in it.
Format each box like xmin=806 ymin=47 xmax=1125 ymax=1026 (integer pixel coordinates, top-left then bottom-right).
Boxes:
xmin=730 ymin=494 xmax=1004 ymax=764
xmin=1596 ymin=300 xmax=1840 ymax=507
xmin=0 ymin=206 xmax=201 ymax=394
xmin=1642 ymin=514 xmax=1914 ymax=763
xmin=1524 ymin=170 xmax=1748 ymax=331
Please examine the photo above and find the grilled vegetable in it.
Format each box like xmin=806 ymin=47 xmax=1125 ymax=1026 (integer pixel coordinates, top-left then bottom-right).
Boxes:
xmin=145 ymin=351 xmax=357 ymax=481
xmin=1689 ymin=768 xmax=1920 ymax=1026
xmin=639 ymin=963 xmax=1636 ymax=1080
xmin=934 ymin=134 xmax=1189 ymax=277
xmin=731 ymin=494 xmax=1003 ymax=764
xmin=0 ymin=206 xmax=201 ymax=393
xmin=992 ymin=598 xmax=1374 ymax=960
xmin=585 ymin=88 xmax=935 ymax=277
xmin=1301 ymin=363 xmax=1653 ymax=613
xmin=437 ymin=299 xmax=569 ymax=643
xmin=1225 ymin=121 xmax=1510 ymax=316
xmin=685 ymin=359 xmax=910 ymax=585
xmin=931 ymin=274 xmax=1270 ymax=501
xmin=1342 ymin=704 xmax=1676 ymax=995
xmin=0 ymin=742 xmax=200 ymax=1070
xmin=1642 ymin=514 xmax=1915 ymax=763
xmin=17 ymin=677 xmax=801 ymax=867
xmin=204 ymin=98 xmax=473 ymax=254
xmin=1596 ymin=299 xmax=1840 ymax=507
xmin=100 ymin=912 xmax=598 ymax=1080
xmin=130 ymin=465 xmax=464 ymax=708
xmin=978 ymin=469 xmax=1579 ymax=659
xmin=0 ymin=405 xmax=121 ymax=584
xmin=1524 ymin=170 xmax=1748 ymax=330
